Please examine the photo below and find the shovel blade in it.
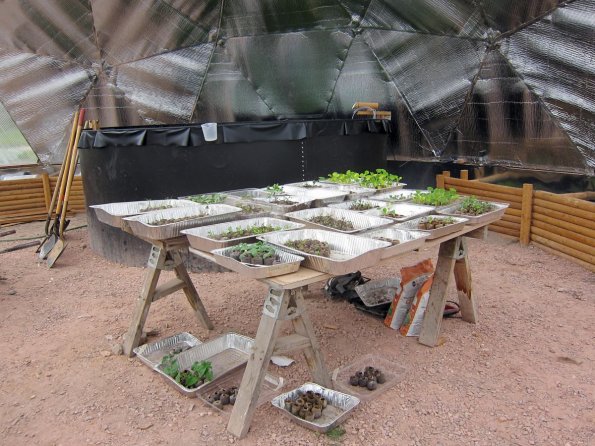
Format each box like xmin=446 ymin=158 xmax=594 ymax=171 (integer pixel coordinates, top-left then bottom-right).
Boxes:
xmin=46 ymin=239 xmax=67 ymax=268
xmin=38 ymin=234 xmax=58 ymax=260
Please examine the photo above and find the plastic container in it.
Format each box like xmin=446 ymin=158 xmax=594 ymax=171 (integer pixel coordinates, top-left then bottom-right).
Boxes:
xmin=201 ymin=123 xmax=218 ymax=141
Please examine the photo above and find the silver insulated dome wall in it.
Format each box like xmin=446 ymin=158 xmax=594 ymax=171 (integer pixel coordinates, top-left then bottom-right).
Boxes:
xmin=0 ymin=0 xmax=593 ymax=175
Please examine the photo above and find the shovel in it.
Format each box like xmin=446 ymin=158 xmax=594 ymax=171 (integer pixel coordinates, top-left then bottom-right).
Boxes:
xmin=46 ymin=110 xmax=86 ymax=267
xmin=37 ymin=110 xmax=80 ymax=259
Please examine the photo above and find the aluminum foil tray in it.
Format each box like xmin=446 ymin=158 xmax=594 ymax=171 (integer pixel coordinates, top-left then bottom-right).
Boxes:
xmin=91 ymin=199 xmax=200 ymax=228
xmin=197 ymin=368 xmax=284 ymax=417
xmin=222 ymin=188 xmax=262 ymax=202
xmin=394 ymin=215 xmax=469 ymax=240
xmin=251 ymin=194 xmax=314 ymax=213
xmin=178 ymin=192 xmax=228 ymax=205
xmin=154 ymin=333 xmax=254 ymax=397
xmin=282 ymin=185 xmax=348 ymax=205
xmin=318 ymin=182 xmax=376 ymax=200
xmin=123 ymin=204 xmax=242 ymax=240
xmin=285 ymin=207 xmax=393 ymax=234
xmin=211 ymin=245 xmax=304 ymax=279
xmin=354 ymin=277 xmax=401 ymax=308
xmin=368 ymin=182 xmax=407 ymax=194
xmin=360 ymin=228 xmax=430 ymax=259
xmin=284 ymin=181 xmax=331 ymax=189
xmin=331 ymin=354 xmax=406 ymax=402
xmin=328 ymin=199 xmax=387 ymax=212
xmin=436 ymin=202 xmax=509 ymax=225
xmin=372 ymin=189 xmax=422 ymax=203
xmin=133 ymin=332 xmax=202 ymax=368
xmin=259 ymin=229 xmax=391 ymax=275
xmin=272 ymin=382 xmax=360 ymax=433
xmin=181 ymin=217 xmax=304 ymax=251
xmin=365 ymin=203 xmax=435 ymax=222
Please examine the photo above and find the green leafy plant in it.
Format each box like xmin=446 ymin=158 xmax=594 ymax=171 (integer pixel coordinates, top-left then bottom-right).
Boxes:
xmin=411 ymin=187 xmax=459 ymax=206
xmin=208 ymin=224 xmax=282 ymax=240
xmin=160 ymin=355 xmax=213 ymax=389
xmin=348 ymin=200 xmax=377 ymax=211
xmin=138 ymin=203 xmax=174 ymax=213
xmin=265 ymin=184 xmax=285 ymax=196
xmin=321 ymin=170 xmax=361 ymax=184
xmin=455 ymin=196 xmax=496 ymax=216
xmin=187 ymin=193 xmax=226 ymax=204
xmin=191 ymin=360 xmax=213 ymax=382
xmin=358 ymin=169 xmax=402 ymax=189
xmin=381 ymin=207 xmax=406 ymax=218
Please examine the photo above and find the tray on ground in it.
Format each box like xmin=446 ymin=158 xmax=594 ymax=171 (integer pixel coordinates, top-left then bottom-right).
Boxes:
xmin=394 ymin=215 xmax=469 ymax=239
xmin=328 ymin=199 xmax=387 ymax=212
xmin=259 ymin=229 xmax=390 ymax=275
xmin=122 ymin=204 xmax=242 ymax=240
xmin=359 ymin=227 xmax=430 ymax=259
xmin=332 ymin=354 xmax=406 ymax=402
xmin=133 ymin=332 xmax=202 ymax=368
xmin=154 ymin=333 xmax=254 ymax=397
xmin=354 ymin=277 xmax=401 ymax=308
xmin=436 ymin=201 xmax=509 ymax=225
xmin=181 ymin=217 xmax=304 ymax=251
xmin=91 ymin=199 xmax=200 ymax=228
xmin=211 ymin=245 xmax=304 ymax=279
xmin=285 ymin=207 xmax=393 ymax=234
xmin=365 ymin=203 xmax=435 ymax=222
xmin=271 ymin=382 xmax=360 ymax=433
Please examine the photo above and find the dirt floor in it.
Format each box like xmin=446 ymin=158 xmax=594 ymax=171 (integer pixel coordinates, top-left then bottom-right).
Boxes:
xmin=0 ymin=215 xmax=593 ymax=446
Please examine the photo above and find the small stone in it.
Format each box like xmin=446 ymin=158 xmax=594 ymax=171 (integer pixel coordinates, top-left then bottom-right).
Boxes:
xmin=111 ymin=344 xmax=124 ymax=356
xmin=189 ymin=404 xmax=195 ymax=411
xmin=100 ymin=350 xmax=111 ymax=357
xmin=8 ymin=290 xmax=16 ymax=295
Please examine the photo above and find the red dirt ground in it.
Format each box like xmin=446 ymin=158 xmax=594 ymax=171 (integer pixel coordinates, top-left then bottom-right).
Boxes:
xmin=0 ymin=215 xmax=593 ymax=446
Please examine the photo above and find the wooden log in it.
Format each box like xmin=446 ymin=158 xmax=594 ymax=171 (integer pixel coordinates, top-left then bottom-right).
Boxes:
xmin=531 ymin=234 xmax=595 ymax=266
xmin=442 ymin=176 xmax=523 ymax=196
xmin=533 ymin=199 xmax=595 ymax=224
xmin=442 ymin=171 xmax=451 ymax=178
xmin=0 ymin=190 xmax=46 ymax=200
xmin=531 ymin=227 xmax=595 ymax=257
xmin=41 ymin=173 xmax=51 ymax=211
xmin=0 ymin=229 xmax=16 ymax=238
xmin=532 ymin=241 xmax=595 ymax=273
xmin=460 ymin=170 xmax=469 ymax=180
xmin=532 ymin=212 xmax=595 ymax=239
xmin=519 ymin=183 xmax=533 ymax=246
xmin=444 ymin=184 xmax=522 ymax=203
xmin=532 ymin=220 xmax=595 ymax=248
xmin=534 ymin=190 xmax=595 ymax=213
xmin=490 ymin=219 xmax=520 ymax=230
xmin=561 ymin=191 xmax=595 ymax=201
xmin=0 ymin=201 xmax=47 ymax=212
xmin=0 ymin=184 xmax=43 ymax=193
xmin=0 ymin=178 xmax=42 ymax=186
xmin=505 ymin=207 xmax=522 ymax=217
xmin=533 ymin=206 xmax=595 ymax=231
xmin=488 ymin=225 xmax=519 ymax=237
xmin=501 ymin=213 xmax=521 ymax=224
xmin=436 ymin=174 xmax=444 ymax=189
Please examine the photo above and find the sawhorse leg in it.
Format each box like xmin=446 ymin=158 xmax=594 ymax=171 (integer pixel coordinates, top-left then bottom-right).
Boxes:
xmin=123 ymin=243 xmax=213 ymax=357
xmin=227 ymin=287 xmax=331 ymax=438
xmin=418 ymin=236 xmax=477 ymax=347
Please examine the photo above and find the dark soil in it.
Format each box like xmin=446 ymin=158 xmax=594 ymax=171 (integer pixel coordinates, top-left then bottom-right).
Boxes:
xmin=308 ymin=215 xmax=354 ymax=231
xmin=284 ymin=239 xmax=331 ymax=257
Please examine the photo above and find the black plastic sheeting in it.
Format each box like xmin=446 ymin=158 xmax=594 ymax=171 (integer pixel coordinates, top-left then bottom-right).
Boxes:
xmin=0 ymin=0 xmax=593 ymax=175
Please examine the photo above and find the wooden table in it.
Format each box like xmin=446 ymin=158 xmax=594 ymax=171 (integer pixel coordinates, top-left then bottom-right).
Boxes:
xmin=186 ymin=220 xmax=491 ymax=438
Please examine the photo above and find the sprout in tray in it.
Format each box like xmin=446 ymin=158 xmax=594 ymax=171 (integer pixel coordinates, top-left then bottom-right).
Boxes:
xmin=149 ymin=214 xmax=207 ymax=226
xmin=381 ymin=207 xmax=406 ymax=219
xmin=321 ymin=168 xmax=403 ymax=190
xmin=187 ymin=193 xmax=226 ymax=204
xmin=138 ymin=203 xmax=174 ymax=213
xmin=453 ymin=196 xmax=496 ymax=216
xmin=349 ymin=200 xmax=377 ymax=211
xmin=417 ymin=216 xmax=457 ymax=230
xmin=208 ymin=224 xmax=283 ymax=240
xmin=285 ymin=239 xmax=331 ymax=257
xmin=265 ymin=183 xmax=285 ymax=196
xmin=271 ymin=197 xmax=297 ymax=205
xmin=160 ymin=354 xmax=213 ymax=389
xmin=411 ymin=187 xmax=458 ymax=206
xmin=229 ymin=241 xmax=279 ymax=266
xmin=308 ymin=215 xmax=354 ymax=231
xmin=240 ymin=204 xmax=265 ymax=214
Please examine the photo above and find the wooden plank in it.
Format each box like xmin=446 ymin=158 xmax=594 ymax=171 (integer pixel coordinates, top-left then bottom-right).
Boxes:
xmin=152 ymin=278 xmax=186 ymax=301
xmin=519 ymin=183 xmax=533 ymax=246
xmin=534 ymin=190 xmax=595 ymax=213
xmin=442 ymin=171 xmax=451 ymax=178
xmin=488 ymin=225 xmax=519 ymax=237
xmin=442 ymin=176 xmax=523 ymax=196
xmin=445 ymin=184 xmax=522 ymax=204
xmin=532 ymin=241 xmax=595 ymax=273
xmin=273 ymin=334 xmax=312 ymax=355
xmin=532 ymin=220 xmax=595 ymax=248
xmin=436 ymin=174 xmax=444 ymax=189
xmin=261 ymin=267 xmax=329 ymax=290
xmin=464 ymin=226 xmax=487 ymax=240
xmin=418 ymin=238 xmax=459 ymax=347
xmin=533 ymin=205 xmax=595 ymax=231
xmin=0 ymin=229 xmax=16 ymax=238
xmin=533 ymin=198 xmax=594 ymax=222
xmin=532 ymin=212 xmax=595 ymax=239
xmin=531 ymin=234 xmax=594 ymax=265
xmin=460 ymin=170 xmax=469 ymax=180
xmin=453 ymin=238 xmax=476 ymax=323
xmin=531 ymin=227 xmax=595 ymax=257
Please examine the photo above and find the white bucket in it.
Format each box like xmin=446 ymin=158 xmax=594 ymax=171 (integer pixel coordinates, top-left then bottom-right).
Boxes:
xmin=201 ymin=122 xmax=218 ymax=141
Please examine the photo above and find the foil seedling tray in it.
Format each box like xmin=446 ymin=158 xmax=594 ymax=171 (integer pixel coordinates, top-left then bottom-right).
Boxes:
xmin=328 ymin=199 xmax=387 ymax=213
xmin=251 ymin=194 xmax=314 ymax=213
xmin=133 ymin=332 xmax=202 ymax=368
xmin=365 ymin=203 xmax=435 ymax=222
xmin=331 ymin=354 xmax=406 ymax=402
xmin=394 ymin=215 xmax=469 ymax=240
xmin=155 ymin=333 xmax=254 ymax=397
xmin=354 ymin=277 xmax=401 ymax=308
xmin=271 ymin=382 xmax=360 ymax=433
xmin=318 ymin=182 xmax=376 ymax=200
xmin=367 ymin=182 xmax=407 ymax=194
xmin=436 ymin=201 xmax=509 ymax=225
xmin=181 ymin=217 xmax=304 ymax=251
xmin=282 ymin=185 xmax=348 ymax=205
xmin=123 ymin=204 xmax=242 ymax=240
xmin=197 ymin=368 xmax=284 ymax=416
xmin=91 ymin=199 xmax=200 ymax=228
xmin=259 ymin=229 xmax=391 ymax=275
xmin=210 ymin=245 xmax=304 ymax=279
xmin=285 ymin=207 xmax=393 ymax=234
xmin=360 ymin=228 xmax=430 ymax=259
xmin=372 ymin=189 xmax=422 ymax=203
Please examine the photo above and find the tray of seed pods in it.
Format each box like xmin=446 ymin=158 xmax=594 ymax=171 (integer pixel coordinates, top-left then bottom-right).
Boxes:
xmin=209 ymin=243 xmax=305 ymax=279
xmin=259 ymin=229 xmax=391 ymax=275
xmin=181 ymin=217 xmax=304 ymax=251
xmin=133 ymin=332 xmax=202 ymax=368
xmin=394 ymin=215 xmax=469 ymax=239
xmin=436 ymin=201 xmax=509 ymax=225
xmin=122 ymin=204 xmax=242 ymax=240
xmin=284 ymin=208 xmax=393 ymax=234
xmin=271 ymin=382 xmax=360 ymax=433
xmin=359 ymin=227 xmax=430 ymax=259
xmin=328 ymin=199 xmax=387 ymax=213
xmin=91 ymin=199 xmax=201 ymax=228
xmin=372 ymin=189 xmax=422 ymax=203
xmin=331 ymin=354 xmax=407 ymax=402
xmin=154 ymin=333 xmax=254 ymax=397
xmin=365 ymin=203 xmax=435 ymax=222
xmin=281 ymin=185 xmax=348 ymax=206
